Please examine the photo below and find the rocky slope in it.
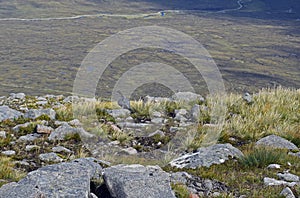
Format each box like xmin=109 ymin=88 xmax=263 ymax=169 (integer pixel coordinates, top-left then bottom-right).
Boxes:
xmin=0 ymin=91 xmax=299 ymax=197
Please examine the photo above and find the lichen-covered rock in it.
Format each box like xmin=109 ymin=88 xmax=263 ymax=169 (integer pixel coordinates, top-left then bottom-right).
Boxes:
xmin=0 ymin=106 xmax=24 ymax=122
xmin=256 ymin=135 xmax=299 ymax=151
xmin=170 ymin=144 xmax=244 ymax=169
xmin=103 ymin=164 xmax=176 ymax=198
xmin=0 ymin=158 xmax=103 ymax=198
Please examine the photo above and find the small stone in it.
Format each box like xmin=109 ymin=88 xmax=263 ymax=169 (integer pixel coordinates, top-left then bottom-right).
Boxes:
xmin=151 ymin=111 xmax=162 ymax=118
xmin=170 ymin=127 xmax=179 ymax=133
xmin=12 ymin=122 xmax=32 ymax=132
xmin=107 ymin=109 xmax=131 ymax=118
xmin=172 ymin=92 xmax=204 ymax=102
xmin=148 ymin=130 xmax=165 ymax=137
xmin=109 ymin=140 xmax=120 ymax=145
xmin=151 ymin=118 xmax=164 ymax=124
xmin=10 ymin=93 xmax=26 ymax=100
xmin=48 ymin=123 xmax=93 ymax=141
xmin=212 ymin=192 xmax=221 ymax=197
xmin=36 ymin=100 xmax=48 ymax=106
xmin=39 ymin=152 xmax=63 ymax=163
xmin=280 ymin=187 xmax=296 ymax=198
xmin=1 ymin=150 xmax=16 ymax=156
xmin=18 ymin=134 xmax=41 ymax=142
xmin=121 ymin=147 xmax=138 ymax=155
xmin=0 ymin=131 xmax=6 ymax=138
xmin=52 ymin=146 xmax=72 ymax=153
xmin=25 ymin=145 xmax=40 ymax=151
xmin=35 ymin=124 xmax=53 ymax=134
xmin=242 ymin=92 xmax=252 ymax=104
xmin=267 ymin=164 xmax=281 ymax=169
xmin=277 ymin=172 xmax=299 ymax=182
xmin=68 ymin=119 xmax=82 ymax=127
xmin=190 ymin=104 xmax=200 ymax=122
xmin=25 ymin=108 xmax=56 ymax=120
xmin=263 ymin=177 xmax=298 ymax=187
xmin=289 ymin=152 xmax=300 ymax=158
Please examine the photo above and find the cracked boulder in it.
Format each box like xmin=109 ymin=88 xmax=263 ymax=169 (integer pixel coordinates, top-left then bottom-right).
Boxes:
xmin=170 ymin=143 xmax=244 ymax=169
xmin=103 ymin=164 xmax=176 ymax=198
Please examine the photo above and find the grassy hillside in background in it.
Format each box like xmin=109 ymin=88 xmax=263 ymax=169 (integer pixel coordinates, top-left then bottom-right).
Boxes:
xmin=0 ymin=0 xmax=299 ymax=97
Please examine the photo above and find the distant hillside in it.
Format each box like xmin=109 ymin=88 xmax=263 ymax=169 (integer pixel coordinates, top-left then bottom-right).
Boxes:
xmin=0 ymin=0 xmax=299 ymax=19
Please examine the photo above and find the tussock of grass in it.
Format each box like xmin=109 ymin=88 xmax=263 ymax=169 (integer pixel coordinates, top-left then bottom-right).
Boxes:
xmin=171 ymin=183 xmax=190 ymax=198
xmin=0 ymin=156 xmax=25 ymax=187
xmin=239 ymin=148 xmax=284 ymax=168
xmin=222 ymin=87 xmax=300 ymax=142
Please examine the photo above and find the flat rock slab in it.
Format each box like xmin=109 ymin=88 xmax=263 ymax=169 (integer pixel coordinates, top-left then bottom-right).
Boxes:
xmin=103 ymin=164 xmax=176 ymax=198
xmin=0 ymin=106 xmax=24 ymax=122
xmin=0 ymin=158 xmax=102 ymax=198
xmin=256 ymin=135 xmax=299 ymax=151
xmin=170 ymin=143 xmax=244 ymax=169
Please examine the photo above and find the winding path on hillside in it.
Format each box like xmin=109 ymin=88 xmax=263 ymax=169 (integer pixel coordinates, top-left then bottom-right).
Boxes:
xmin=0 ymin=0 xmax=244 ymax=22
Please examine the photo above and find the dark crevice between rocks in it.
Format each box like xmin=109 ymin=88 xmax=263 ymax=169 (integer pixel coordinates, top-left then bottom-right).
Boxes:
xmin=91 ymin=181 xmax=113 ymax=198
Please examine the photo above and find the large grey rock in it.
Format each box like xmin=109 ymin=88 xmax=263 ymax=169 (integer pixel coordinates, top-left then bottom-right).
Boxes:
xmin=172 ymin=92 xmax=204 ymax=102
xmin=0 ymin=106 xmax=24 ymax=122
xmin=170 ymin=144 xmax=244 ymax=169
xmin=24 ymin=109 xmax=56 ymax=120
xmin=48 ymin=123 xmax=93 ymax=141
xmin=0 ymin=158 xmax=102 ymax=198
xmin=256 ymin=135 xmax=299 ymax=151
xmin=103 ymin=164 xmax=176 ymax=198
